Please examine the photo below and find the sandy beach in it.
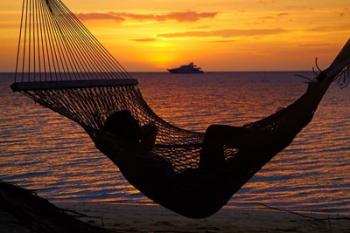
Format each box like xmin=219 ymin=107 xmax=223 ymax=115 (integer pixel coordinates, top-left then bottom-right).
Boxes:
xmin=54 ymin=202 xmax=350 ymax=233
xmin=1 ymin=179 xmax=350 ymax=233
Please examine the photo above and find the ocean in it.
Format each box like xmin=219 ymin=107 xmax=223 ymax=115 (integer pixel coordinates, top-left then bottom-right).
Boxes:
xmin=0 ymin=72 xmax=349 ymax=215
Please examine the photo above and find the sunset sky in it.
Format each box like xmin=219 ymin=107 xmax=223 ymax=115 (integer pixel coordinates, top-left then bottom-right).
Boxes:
xmin=0 ymin=0 xmax=349 ymax=71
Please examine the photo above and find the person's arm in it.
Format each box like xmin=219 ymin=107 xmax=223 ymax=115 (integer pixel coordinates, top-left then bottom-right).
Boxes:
xmin=140 ymin=124 xmax=158 ymax=153
xmin=94 ymin=130 xmax=137 ymax=162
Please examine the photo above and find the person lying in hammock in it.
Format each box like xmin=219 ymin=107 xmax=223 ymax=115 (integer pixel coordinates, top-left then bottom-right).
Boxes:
xmin=94 ymin=110 xmax=248 ymax=216
xmin=94 ymin=110 xmax=175 ymax=189
xmin=95 ymin=110 xmax=249 ymax=174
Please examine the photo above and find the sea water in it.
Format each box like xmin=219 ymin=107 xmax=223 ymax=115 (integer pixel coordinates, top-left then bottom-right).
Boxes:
xmin=0 ymin=72 xmax=349 ymax=215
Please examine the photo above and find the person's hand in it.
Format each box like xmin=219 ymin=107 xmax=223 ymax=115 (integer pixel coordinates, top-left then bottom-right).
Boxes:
xmin=141 ymin=123 xmax=158 ymax=152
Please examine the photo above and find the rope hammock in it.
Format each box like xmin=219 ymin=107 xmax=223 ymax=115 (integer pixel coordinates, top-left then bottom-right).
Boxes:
xmin=11 ymin=0 xmax=350 ymax=218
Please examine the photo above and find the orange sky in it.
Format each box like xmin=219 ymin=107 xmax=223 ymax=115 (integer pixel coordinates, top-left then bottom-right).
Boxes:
xmin=0 ymin=0 xmax=349 ymax=71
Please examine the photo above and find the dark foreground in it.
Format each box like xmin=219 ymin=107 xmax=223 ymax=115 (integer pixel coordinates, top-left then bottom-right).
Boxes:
xmin=1 ymin=182 xmax=349 ymax=233
xmin=0 ymin=182 xmax=108 ymax=233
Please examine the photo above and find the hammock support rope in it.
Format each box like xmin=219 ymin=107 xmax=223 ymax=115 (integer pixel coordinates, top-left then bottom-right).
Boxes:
xmin=11 ymin=0 xmax=350 ymax=218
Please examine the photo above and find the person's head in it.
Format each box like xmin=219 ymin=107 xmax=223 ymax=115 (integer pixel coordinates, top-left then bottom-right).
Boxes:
xmin=103 ymin=110 xmax=141 ymax=143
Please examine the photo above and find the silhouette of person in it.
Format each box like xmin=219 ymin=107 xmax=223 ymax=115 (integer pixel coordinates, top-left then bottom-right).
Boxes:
xmin=102 ymin=110 xmax=156 ymax=153
xmin=95 ymin=110 xmax=174 ymax=183
xmin=96 ymin=110 xmax=249 ymax=175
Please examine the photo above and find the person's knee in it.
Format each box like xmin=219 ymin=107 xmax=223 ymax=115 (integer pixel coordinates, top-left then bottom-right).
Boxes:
xmin=205 ymin=124 xmax=223 ymax=136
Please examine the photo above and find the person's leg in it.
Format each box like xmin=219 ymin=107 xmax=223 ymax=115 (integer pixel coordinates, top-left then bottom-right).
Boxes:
xmin=200 ymin=125 xmax=248 ymax=170
xmin=204 ymin=125 xmax=249 ymax=146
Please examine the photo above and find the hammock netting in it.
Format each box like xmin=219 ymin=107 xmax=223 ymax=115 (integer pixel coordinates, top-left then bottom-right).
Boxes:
xmin=11 ymin=0 xmax=350 ymax=218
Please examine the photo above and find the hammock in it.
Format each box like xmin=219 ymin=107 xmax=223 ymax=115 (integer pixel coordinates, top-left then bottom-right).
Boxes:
xmin=11 ymin=0 xmax=350 ymax=218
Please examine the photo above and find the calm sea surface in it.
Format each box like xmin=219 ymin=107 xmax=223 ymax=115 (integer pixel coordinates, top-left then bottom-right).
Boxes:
xmin=0 ymin=72 xmax=349 ymax=215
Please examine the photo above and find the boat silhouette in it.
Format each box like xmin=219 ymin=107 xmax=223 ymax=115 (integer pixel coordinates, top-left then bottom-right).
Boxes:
xmin=168 ymin=62 xmax=204 ymax=74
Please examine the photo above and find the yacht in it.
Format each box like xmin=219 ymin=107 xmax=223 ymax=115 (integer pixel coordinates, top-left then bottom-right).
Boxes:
xmin=167 ymin=62 xmax=204 ymax=74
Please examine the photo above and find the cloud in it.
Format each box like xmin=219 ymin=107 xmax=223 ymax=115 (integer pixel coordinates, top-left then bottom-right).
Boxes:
xmin=258 ymin=13 xmax=289 ymax=22
xmin=77 ymin=11 xmax=218 ymax=23
xmin=339 ymin=8 xmax=349 ymax=17
xmin=132 ymin=38 xmax=157 ymax=42
xmin=158 ymin=28 xmax=287 ymax=38
xmin=298 ymin=43 xmax=333 ymax=48
xmin=211 ymin=39 xmax=236 ymax=43
xmin=277 ymin=13 xmax=289 ymax=17
xmin=283 ymin=5 xmax=314 ymax=11
xmin=259 ymin=16 xmax=274 ymax=20
xmin=309 ymin=24 xmax=350 ymax=32
xmin=78 ymin=13 xmax=125 ymax=22
xmin=256 ymin=0 xmax=275 ymax=4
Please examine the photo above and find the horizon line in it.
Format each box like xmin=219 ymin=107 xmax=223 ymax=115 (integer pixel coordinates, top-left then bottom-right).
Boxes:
xmin=0 ymin=70 xmax=315 ymax=74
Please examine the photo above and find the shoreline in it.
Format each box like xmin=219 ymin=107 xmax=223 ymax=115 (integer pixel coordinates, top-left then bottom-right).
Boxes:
xmin=58 ymin=202 xmax=350 ymax=233
xmin=1 ymin=181 xmax=349 ymax=233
